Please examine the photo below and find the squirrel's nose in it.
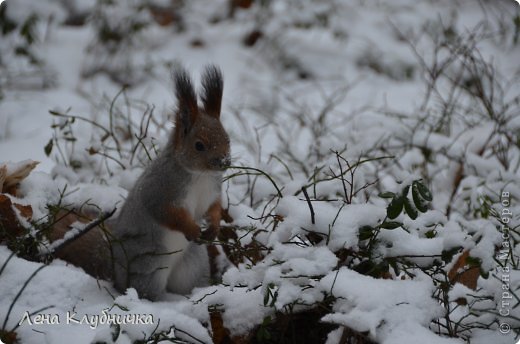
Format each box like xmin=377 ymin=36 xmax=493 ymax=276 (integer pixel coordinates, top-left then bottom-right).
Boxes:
xmin=211 ymin=156 xmax=231 ymax=170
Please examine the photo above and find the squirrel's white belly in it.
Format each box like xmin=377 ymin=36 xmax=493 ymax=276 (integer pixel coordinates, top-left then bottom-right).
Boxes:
xmin=163 ymin=174 xmax=219 ymax=292
xmin=182 ymin=173 xmax=220 ymax=220
xmin=161 ymin=174 xmax=219 ymax=267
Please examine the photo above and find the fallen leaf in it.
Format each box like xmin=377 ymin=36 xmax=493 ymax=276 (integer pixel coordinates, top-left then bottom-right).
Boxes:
xmin=0 ymin=194 xmax=29 ymax=241
xmin=0 ymin=165 xmax=6 ymax=193
xmin=210 ymin=311 xmax=231 ymax=344
xmin=448 ymin=250 xmax=479 ymax=290
xmin=0 ymin=160 xmax=39 ymax=196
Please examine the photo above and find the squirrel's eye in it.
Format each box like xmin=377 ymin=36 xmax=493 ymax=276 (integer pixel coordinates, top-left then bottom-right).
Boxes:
xmin=195 ymin=141 xmax=205 ymax=151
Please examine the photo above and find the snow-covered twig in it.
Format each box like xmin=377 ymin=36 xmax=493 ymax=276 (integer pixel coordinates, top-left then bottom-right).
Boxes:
xmin=39 ymin=208 xmax=116 ymax=258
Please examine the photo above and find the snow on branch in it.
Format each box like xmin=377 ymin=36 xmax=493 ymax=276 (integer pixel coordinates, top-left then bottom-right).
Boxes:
xmin=39 ymin=208 xmax=116 ymax=258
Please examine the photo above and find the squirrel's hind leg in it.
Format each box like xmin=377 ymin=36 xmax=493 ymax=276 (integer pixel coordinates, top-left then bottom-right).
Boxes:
xmin=113 ymin=239 xmax=177 ymax=301
xmin=166 ymin=243 xmax=210 ymax=294
xmin=127 ymin=270 xmax=170 ymax=301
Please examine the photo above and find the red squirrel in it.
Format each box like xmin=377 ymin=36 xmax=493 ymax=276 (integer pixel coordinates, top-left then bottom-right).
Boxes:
xmin=31 ymin=66 xmax=229 ymax=301
xmin=111 ymin=65 xmax=230 ymax=300
xmin=112 ymin=66 xmax=230 ymax=300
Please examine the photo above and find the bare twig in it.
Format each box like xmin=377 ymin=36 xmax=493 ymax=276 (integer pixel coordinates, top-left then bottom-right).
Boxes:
xmin=301 ymin=186 xmax=315 ymax=225
xmin=40 ymin=208 xmax=116 ymax=257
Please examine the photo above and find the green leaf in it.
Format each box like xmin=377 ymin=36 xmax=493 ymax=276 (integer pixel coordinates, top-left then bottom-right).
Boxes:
xmin=466 ymin=256 xmax=481 ymax=268
xmin=70 ymin=160 xmax=82 ymax=169
xmin=44 ymin=139 xmax=53 ymax=156
xmin=14 ymin=46 xmax=30 ymax=57
xmin=387 ymin=196 xmax=404 ymax=219
xmin=380 ymin=221 xmax=402 ymax=229
xmin=415 ymin=181 xmax=433 ymax=201
xmin=263 ymin=283 xmax=277 ymax=307
xmin=358 ymin=226 xmax=375 ymax=240
xmin=404 ymin=196 xmax=418 ymax=220
xmin=412 ymin=183 xmax=428 ymax=213
xmin=441 ymin=248 xmax=460 ymax=263
xmin=388 ymin=258 xmax=400 ymax=275
xmin=425 ymin=230 xmax=437 ymax=238
xmin=257 ymin=316 xmax=272 ymax=342
xmin=20 ymin=14 xmax=38 ymax=45
xmin=401 ymin=185 xmax=410 ymax=197
xmin=356 ymin=260 xmax=389 ymax=278
xmin=263 ymin=286 xmax=270 ymax=306
xmin=379 ymin=192 xmax=395 ymax=199
xmin=110 ymin=324 xmax=120 ymax=342
xmin=270 ymin=290 xmax=278 ymax=307
xmin=353 ymin=260 xmax=376 ymax=275
xmin=0 ymin=5 xmax=18 ymax=35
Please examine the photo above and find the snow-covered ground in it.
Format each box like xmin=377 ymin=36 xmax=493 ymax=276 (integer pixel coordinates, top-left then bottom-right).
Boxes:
xmin=1 ymin=0 xmax=519 ymax=343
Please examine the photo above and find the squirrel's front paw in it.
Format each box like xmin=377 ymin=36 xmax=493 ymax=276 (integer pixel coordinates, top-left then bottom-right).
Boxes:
xmin=184 ymin=224 xmax=201 ymax=241
xmin=200 ymin=225 xmax=219 ymax=242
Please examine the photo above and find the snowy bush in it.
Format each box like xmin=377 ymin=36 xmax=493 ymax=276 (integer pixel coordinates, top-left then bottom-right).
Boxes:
xmin=81 ymin=0 xmax=181 ymax=87
xmin=0 ymin=0 xmax=63 ymax=94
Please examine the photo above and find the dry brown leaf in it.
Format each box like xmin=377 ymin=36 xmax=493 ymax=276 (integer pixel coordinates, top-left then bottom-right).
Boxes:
xmin=14 ymin=203 xmax=33 ymax=220
xmin=2 ymin=160 xmax=39 ymax=192
xmin=0 ymin=329 xmax=19 ymax=344
xmin=221 ymin=207 xmax=234 ymax=223
xmin=48 ymin=209 xmax=112 ymax=280
xmin=148 ymin=5 xmax=179 ymax=26
xmin=0 ymin=165 xmax=6 ymax=193
xmin=448 ymin=250 xmax=479 ymax=290
xmin=0 ymin=194 xmax=29 ymax=241
xmin=231 ymin=0 xmax=253 ymax=9
xmin=210 ymin=311 xmax=232 ymax=344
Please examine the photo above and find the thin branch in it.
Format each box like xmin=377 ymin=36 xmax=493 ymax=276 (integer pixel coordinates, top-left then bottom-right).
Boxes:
xmin=301 ymin=186 xmax=315 ymax=225
xmin=39 ymin=208 xmax=117 ymax=258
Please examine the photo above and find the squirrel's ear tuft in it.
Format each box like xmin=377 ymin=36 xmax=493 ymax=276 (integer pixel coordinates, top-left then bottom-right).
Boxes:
xmin=200 ymin=65 xmax=223 ymax=119
xmin=173 ymin=66 xmax=198 ymax=133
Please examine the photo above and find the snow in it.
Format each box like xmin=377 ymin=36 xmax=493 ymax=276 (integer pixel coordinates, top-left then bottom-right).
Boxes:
xmin=277 ymin=196 xmax=386 ymax=251
xmin=319 ymin=267 xmax=458 ymax=344
xmin=16 ymin=171 xmax=64 ymax=219
xmin=1 ymin=0 xmax=519 ymax=343
xmin=192 ymin=286 xmax=267 ymax=336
